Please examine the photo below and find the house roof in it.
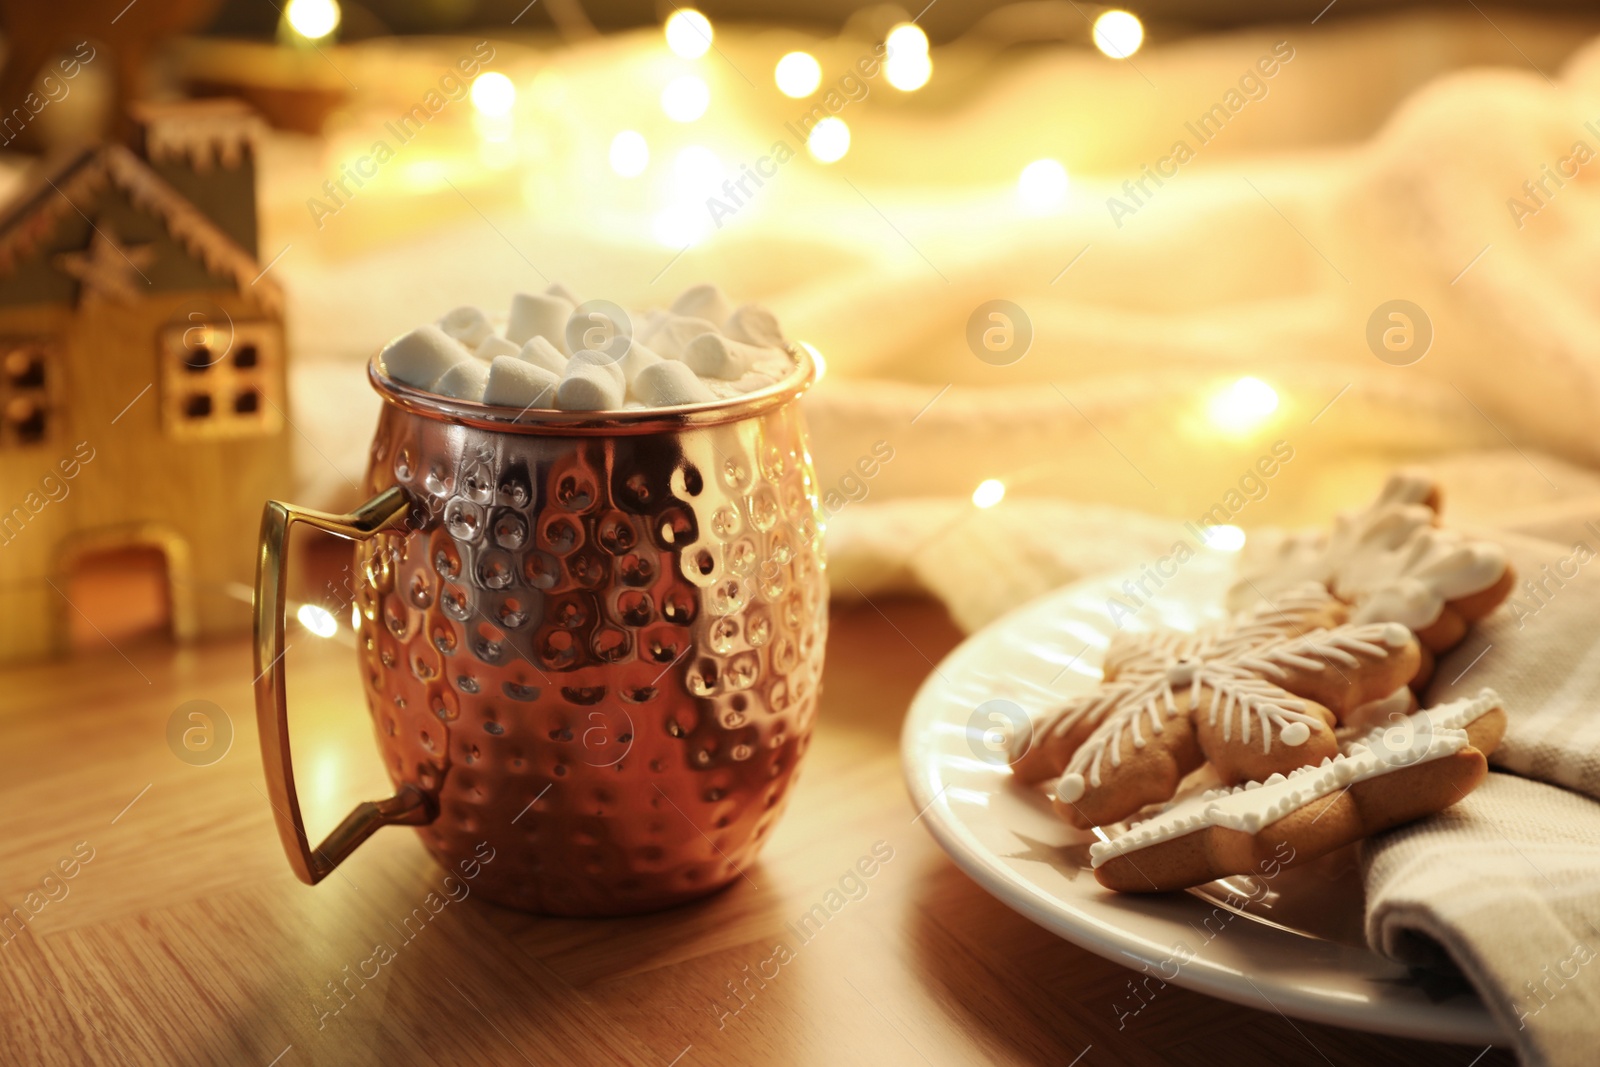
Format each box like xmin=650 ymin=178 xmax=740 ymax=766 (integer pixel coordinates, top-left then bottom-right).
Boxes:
xmin=130 ymin=99 xmax=265 ymax=172
xmin=0 ymin=142 xmax=281 ymax=314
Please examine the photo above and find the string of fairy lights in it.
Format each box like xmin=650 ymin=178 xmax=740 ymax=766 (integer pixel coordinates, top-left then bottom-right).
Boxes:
xmin=272 ymin=0 xmax=1278 ymax=540
xmin=278 ymin=1 xmax=1150 ymax=224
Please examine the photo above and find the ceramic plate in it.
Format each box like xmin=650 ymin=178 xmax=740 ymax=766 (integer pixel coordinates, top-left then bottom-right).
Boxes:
xmin=900 ymin=548 xmax=1504 ymax=1045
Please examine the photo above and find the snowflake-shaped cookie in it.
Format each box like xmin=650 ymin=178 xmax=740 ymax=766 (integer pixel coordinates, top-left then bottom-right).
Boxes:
xmin=1012 ymin=584 xmax=1422 ymax=829
xmin=1225 ymin=470 xmax=1512 ymax=667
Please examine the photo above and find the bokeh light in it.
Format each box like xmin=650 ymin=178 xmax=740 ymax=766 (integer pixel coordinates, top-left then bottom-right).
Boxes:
xmin=886 ymin=23 xmax=929 ymax=57
xmin=1204 ymin=525 xmax=1247 ymax=551
xmin=610 ymin=130 xmax=649 ymax=177
xmin=1209 ymin=376 xmax=1280 ymax=433
xmin=470 ymin=72 xmax=516 ymax=117
xmin=1093 ymin=10 xmax=1145 ymax=59
xmin=807 ymin=117 xmax=851 ymax=163
xmin=285 ymin=0 xmax=341 ymax=40
xmin=775 ymin=51 xmax=822 ymax=98
xmin=296 ymin=603 xmax=338 ymax=638
xmin=972 ymin=479 xmax=1007 ymax=509
xmin=665 ymin=9 xmax=714 ymax=59
xmin=1018 ymin=159 xmax=1069 ymax=212
xmin=662 ymin=75 xmax=711 ymax=122
xmin=885 ymin=22 xmax=933 ymax=90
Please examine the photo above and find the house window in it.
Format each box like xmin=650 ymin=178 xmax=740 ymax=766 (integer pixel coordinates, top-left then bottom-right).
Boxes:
xmin=0 ymin=340 xmax=54 ymax=448
xmin=160 ymin=319 xmax=283 ymax=439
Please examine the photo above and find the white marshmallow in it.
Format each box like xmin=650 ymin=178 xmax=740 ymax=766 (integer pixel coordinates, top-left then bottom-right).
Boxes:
xmin=556 ymin=362 xmax=625 ymax=411
xmin=507 ymin=292 xmax=574 ymax=350
xmin=545 ymin=281 xmax=583 ymax=306
xmin=566 ymin=348 xmax=626 ymax=391
xmin=618 ymin=341 xmax=663 ymax=393
xmin=724 ymin=303 xmax=784 ymax=347
xmin=682 ymin=333 xmax=773 ymax=380
xmin=433 ymin=358 xmax=491 ymax=401
xmin=483 ymin=356 xmax=559 ymax=409
xmin=475 ymin=335 xmax=521 ymax=361
xmin=644 ymin=314 xmax=719 ymax=359
xmin=382 ymin=325 xmax=472 ymax=389
xmin=632 ymin=359 xmax=715 ymax=407
xmin=671 ymin=284 xmax=734 ymax=328
xmin=437 ymin=306 xmax=494 ymax=348
xmin=517 ymin=336 xmax=568 ymax=375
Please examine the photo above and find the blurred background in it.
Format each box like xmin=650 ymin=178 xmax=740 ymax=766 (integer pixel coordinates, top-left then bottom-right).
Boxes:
xmin=4 ymin=0 xmax=1600 ymax=653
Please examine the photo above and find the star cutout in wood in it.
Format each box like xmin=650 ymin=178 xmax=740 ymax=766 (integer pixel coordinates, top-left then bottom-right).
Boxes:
xmin=53 ymin=224 xmax=155 ymax=306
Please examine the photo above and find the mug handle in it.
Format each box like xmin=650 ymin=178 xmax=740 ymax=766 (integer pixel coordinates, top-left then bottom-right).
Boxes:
xmin=253 ymin=487 xmax=433 ymax=885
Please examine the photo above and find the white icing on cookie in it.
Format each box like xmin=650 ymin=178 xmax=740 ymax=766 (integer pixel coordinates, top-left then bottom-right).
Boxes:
xmin=1226 ymin=470 xmax=1508 ymax=630
xmin=1087 ymin=688 xmax=1501 ymax=867
xmin=1058 ymin=622 xmax=1405 ymax=795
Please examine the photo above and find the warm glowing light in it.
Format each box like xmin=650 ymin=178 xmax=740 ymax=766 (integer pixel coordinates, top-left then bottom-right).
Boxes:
xmin=1204 ymin=524 xmax=1247 ymax=552
xmin=661 ymin=75 xmax=710 ymax=122
xmin=285 ymin=0 xmax=341 ymax=40
xmin=610 ymin=130 xmax=649 ymax=177
xmin=886 ymin=50 xmax=932 ymax=91
xmin=775 ymin=51 xmax=822 ymax=98
xmin=807 ymin=117 xmax=850 ymax=163
xmin=350 ymin=603 xmax=361 ymax=629
xmin=886 ymin=23 xmax=930 ymax=57
xmin=1093 ymin=10 xmax=1145 ymax=59
xmin=470 ymin=72 xmax=516 ymax=117
xmin=972 ymin=479 xmax=1006 ymax=509
xmin=297 ymin=603 xmax=338 ymax=638
xmin=885 ymin=22 xmax=933 ymax=91
xmin=665 ymin=9 xmax=714 ymax=59
xmin=1209 ymin=376 xmax=1280 ymax=433
xmin=1018 ymin=159 xmax=1069 ymax=212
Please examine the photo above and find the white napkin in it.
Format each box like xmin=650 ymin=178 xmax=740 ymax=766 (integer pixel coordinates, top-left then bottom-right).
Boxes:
xmin=1363 ymin=532 xmax=1600 ymax=1065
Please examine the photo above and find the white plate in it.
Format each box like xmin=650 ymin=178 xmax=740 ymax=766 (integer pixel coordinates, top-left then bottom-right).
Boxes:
xmin=900 ymin=548 xmax=1504 ymax=1046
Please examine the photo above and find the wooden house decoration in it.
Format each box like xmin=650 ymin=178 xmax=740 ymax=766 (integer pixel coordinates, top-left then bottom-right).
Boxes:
xmin=0 ymin=98 xmax=290 ymax=663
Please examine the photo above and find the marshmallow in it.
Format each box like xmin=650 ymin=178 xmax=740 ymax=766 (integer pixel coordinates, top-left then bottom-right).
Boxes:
xmin=517 ymin=336 xmax=568 ymax=375
xmin=724 ymin=303 xmax=784 ymax=347
xmin=545 ymin=282 xmax=583 ymax=306
xmin=483 ymin=356 xmax=559 ymax=409
xmin=507 ymin=292 xmax=574 ymax=350
xmin=556 ymin=362 xmax=625 ymax=411
xmin=618 ymin=341 xmax=663 ymax=393
xmin=644 ymin=314 xmax=719 ymax=359
xmin=382 ymin=325 xmax=472 ymax=389
xmin=438 ymin=306 xmax=494 ymax=348
xmin=671 ymin=284 xmax=734 ymax=329
xmin=632 ymin=359 xmax=715 ymax=407
xmin=433 ymin=358 xmax=491 ymax=402
xmin=566 ymin=348 xmax=626 ymax=391
xmin=475 ymin=335 xmax=521 ymax=361
xmin=681 ymin=333 xmax=772 ymax=380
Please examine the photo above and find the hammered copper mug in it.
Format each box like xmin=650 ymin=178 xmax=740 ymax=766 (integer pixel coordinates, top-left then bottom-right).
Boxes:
xmin=253 ymin=346 xmax=826 ymax=915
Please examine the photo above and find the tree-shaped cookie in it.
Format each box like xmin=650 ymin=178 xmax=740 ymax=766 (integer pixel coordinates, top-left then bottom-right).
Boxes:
xmin=1012 ymin=584 xmax=1421 ymax=829
xmin=1226 ymin=469 xmax=1513 ymax=685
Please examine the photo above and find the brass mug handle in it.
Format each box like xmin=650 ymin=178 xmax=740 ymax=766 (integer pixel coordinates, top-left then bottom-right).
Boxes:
xmin=253 ymin=487 xmax=433 ymax=885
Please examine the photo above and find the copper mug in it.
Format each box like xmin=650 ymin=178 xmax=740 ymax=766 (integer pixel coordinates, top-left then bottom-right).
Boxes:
xmin=253 ymin=347 xmax=826 ymax=915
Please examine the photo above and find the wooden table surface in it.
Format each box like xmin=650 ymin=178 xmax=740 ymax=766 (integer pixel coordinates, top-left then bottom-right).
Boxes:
xmin=1 ymin=588 xmax=1514 ymax=1067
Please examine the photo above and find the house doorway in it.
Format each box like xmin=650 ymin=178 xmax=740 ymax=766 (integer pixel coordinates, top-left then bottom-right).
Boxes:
xmin=64 ymin=544 xmax=173 ymax=650
xmin=56 ymin=528 xmax=195 ymax=654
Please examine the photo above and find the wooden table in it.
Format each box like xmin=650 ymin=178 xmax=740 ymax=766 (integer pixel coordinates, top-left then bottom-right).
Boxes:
xmin=1 ymin=588 xmax=1514 ymax=1066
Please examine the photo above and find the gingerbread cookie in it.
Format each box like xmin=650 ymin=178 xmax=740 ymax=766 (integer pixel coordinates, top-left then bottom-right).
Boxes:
xmin=1227 ymin=469 xmax=1514 ymax=686
xmin=1013 ymin=586 xmax=1422 ymax=830
xmin=1089 ymin=689 xmax=1505 ymax=893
